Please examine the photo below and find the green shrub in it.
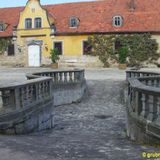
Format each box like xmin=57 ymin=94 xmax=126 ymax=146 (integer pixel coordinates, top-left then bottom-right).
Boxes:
xmin=118 ymin=47 xmax=128 ymax=64
xmin=50 ymin=49 xmax=60 ymax=63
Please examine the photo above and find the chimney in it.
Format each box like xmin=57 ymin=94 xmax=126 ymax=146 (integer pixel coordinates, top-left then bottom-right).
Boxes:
xmin=128 ymin=0 xmax=136 ymax=11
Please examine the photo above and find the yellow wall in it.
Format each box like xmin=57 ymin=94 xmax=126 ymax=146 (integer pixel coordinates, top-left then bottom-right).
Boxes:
xmin=16 ymin=0 xmax=90 ymax=65
xmin=54 ymin=35 xmax=89 ymax=56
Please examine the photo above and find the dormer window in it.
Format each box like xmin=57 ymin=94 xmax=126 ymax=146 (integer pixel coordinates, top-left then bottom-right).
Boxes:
xmin=0 ymin=23 xmax=4 ymax=31
xmin=112 ymin=16 xmax=123 ymax=27
xmin=69 ymin=17 xmax=79 ymax=28
xmin=25 ymin=18 xmax=32 ymax=29
xmin=35 ymin=17 xmax=42 ymax=29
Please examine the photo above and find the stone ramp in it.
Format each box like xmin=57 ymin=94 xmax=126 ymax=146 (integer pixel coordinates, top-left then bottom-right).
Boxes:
xmin=0 ymin=79 xmax=158 ymax=160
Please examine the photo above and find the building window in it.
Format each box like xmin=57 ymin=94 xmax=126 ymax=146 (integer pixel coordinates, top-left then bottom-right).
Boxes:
xmin=25 ymin=18 xmax=32 ymax=29
xmin=53 ymin=42 xmax=63 ymax=55
xmin=0 ymin=24 xmax=4 ymax=31
xmin=83 ymin=41 xmax=92 ymax=55
xmin=113 ymin=16 xmax=123 ymax=27
xmin=114 ymin=40 xmax=122 ymax=50
xmin=8 ymin=44 xmax=15 ymax=56
xmin=69 ymin=17 xmax=79 ymax=28
xmin=35 ymin=18 xmax=42 ymax=29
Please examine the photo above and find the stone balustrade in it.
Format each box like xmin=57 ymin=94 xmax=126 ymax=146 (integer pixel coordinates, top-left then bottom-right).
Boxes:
xmin=27 ymin=69 xmax=85 ymax=83
xmin=27 ymin=69 xmax=86 ymax=106
xmin=0 ymin=69 xmax=87 ymax=134
xmin=126 ymin=70 xmax=160 ymax=144
xmin=126 ymin=70 xmax=159 ymax=80
xmin=0 ymin=77 xmax=53 ymax=113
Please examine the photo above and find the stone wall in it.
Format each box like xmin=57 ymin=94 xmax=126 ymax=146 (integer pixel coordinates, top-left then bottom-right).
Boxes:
xmin=0 ymin=54 xmax=26 ymax=67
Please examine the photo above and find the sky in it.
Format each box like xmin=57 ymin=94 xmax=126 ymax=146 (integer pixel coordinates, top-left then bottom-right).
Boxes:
xmin=0 ymin=0 xmax=94 ymax=8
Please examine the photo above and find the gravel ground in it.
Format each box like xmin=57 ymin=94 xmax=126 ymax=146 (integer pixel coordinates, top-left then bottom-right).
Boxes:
xmin=0 ymin=67 xmax=159 ymax=160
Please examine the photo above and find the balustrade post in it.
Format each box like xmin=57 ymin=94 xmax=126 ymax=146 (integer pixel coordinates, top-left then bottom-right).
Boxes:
xmin=134 ymin=91 xmax=142 ymax=116
xmin=49 ymin=80 xmax=53 ymax=98
xmin=153 ymin=79 xmax=157 ymax=87
xmin=140 ymin=94 xmax=149 ymax=118
xmin=20 ymin=88 xmax=25 ymax=108
xmin=64 ymin=72 xmax=68 ymax=82
xmin=135 ymin=73 xmax=138 ymax=78
xmin=35 ymin=83 xmax=39 ymax=101
xmin=147 ymin=80 xmax=152 ymax=86
xmin=131 ymin=72 xmax=134 ymax=78
xmin=59 ymin=73 xmax=63 ymax=82
xmin=147 ymin=95 xmax=156 ymax=121
xmin=15 ymin=88 xmax=21 ymax=110
xmin=69 ymin=72 xmax=73 ymax=82
xmin=54 ymin=73 xmax=58 ymax=82
xmin=126 ymin=72 xmax=131 ymax=80
xmin=79 ymin=70 xmax=84 ymax=81
xmin=80 ymin=70 xmax=84 ymax=81
xmin=154 ymin=97 xmax=160 ymax=125
xmin=74 ymin=71 xmax=80 ymax=82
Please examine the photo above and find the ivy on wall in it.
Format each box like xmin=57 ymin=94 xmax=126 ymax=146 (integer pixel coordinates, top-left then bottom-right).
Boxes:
xmin=87 ymin=33 xmax=159 ymax=67
xmin=0 ymin=38 xmax=11 ymax=54
xmin=87 ymin=35 xmax=115 ymax=67
xmin=118 ymin=34 xmax=159 ymax=66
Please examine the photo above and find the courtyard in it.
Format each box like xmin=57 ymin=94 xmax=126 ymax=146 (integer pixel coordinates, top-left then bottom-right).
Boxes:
xmin=0 ymin=67 xmax=159 ymax=160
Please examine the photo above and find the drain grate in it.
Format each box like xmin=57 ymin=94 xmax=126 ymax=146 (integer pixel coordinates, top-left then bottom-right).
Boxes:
xmin=53 ymin=124 xmax=65 ymax=130
xmin=94 ymin=114 xmax=113 ymax=119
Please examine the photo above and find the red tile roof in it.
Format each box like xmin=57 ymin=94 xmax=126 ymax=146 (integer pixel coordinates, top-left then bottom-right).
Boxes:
xmin=0 ymin=7 xmax=23 ymax=37
xmin=0 ymin=0 xmax=160 ymax=37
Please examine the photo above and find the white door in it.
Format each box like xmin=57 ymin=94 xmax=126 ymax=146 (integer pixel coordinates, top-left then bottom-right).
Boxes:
xmin=28 ymin=45 xmax=40 ymax=67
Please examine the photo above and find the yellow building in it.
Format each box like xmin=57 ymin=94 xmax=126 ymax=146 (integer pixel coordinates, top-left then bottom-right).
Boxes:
xmin=0 ymin=0 xmax=160 ymax=67
xmin=15 ymin=0 xmax=97 ymax=67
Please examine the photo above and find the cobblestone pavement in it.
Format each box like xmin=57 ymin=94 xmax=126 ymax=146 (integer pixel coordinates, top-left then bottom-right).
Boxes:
xmin=0 ymin=67 xmax=159 ymax=160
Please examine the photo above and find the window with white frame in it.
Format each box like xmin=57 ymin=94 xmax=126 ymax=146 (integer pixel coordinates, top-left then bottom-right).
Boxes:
xmin=25 ymin=18 xmax=32 ymax=29
xmin=112 ymin=16 xmax=123 ymax=27
xmin=35 ymin=18 xmax=42 ymax=28
xmin=69 ymin=17 xmax=79 ymax=28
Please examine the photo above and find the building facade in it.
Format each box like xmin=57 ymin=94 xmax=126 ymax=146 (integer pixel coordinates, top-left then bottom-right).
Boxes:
xmin=0 ymin=0 xmax=160 ymax=67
